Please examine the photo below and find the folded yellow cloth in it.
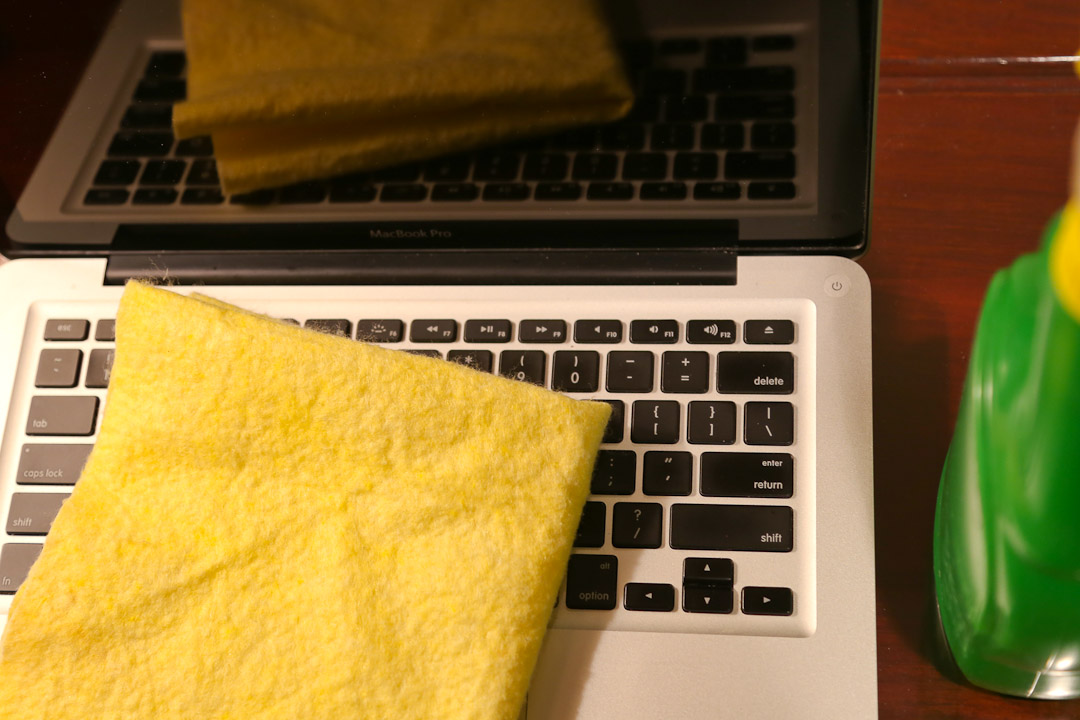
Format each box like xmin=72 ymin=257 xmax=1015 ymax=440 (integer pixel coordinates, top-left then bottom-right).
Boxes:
xmin=0 ymin=283 xmax=609 ymax=719
xmin=173 ymin=0 xmax=633 ymax=194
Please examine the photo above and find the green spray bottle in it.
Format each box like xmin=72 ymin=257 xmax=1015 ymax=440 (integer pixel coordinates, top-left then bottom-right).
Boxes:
xmin=934 ymin=132 xmax=1080 ymax=698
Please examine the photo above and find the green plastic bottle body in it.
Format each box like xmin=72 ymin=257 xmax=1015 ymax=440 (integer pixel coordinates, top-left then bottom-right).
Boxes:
xmin=935 ymin=214 xmax=1080 ymax=699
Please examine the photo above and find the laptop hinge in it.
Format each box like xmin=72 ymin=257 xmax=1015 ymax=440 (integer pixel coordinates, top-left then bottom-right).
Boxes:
xmin=104 ymin=248 xmax=738 ymax=286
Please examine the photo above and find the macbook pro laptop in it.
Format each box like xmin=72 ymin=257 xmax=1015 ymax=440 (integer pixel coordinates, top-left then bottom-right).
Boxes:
xmin=0 ymin=0 xmax=879 ymax=717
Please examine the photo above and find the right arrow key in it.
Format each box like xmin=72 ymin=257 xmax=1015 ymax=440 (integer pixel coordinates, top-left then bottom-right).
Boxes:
xmin=742 ymin=586 xmax=793 ymax=616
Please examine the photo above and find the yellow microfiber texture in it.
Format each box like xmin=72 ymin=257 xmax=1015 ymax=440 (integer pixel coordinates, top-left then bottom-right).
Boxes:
xmin=172 ymin=0 xmax=633 ymax=194
xmin=0 ymin=283 xmax=610 ymax=719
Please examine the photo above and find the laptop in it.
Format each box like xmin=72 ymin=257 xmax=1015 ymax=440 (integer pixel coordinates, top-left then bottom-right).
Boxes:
xmin=0 ymin=0 xmax=879 ymax=717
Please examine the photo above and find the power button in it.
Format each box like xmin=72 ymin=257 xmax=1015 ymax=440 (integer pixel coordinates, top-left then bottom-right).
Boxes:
xmin=824 ymin=274 xmax=850 ymax=298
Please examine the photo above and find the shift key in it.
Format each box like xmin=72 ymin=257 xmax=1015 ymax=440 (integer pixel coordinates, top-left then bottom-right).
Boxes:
xmin=17 ymin=444 xmax=93 ymax=485
xmin=26 ymin=396 xmax=99 ymax=436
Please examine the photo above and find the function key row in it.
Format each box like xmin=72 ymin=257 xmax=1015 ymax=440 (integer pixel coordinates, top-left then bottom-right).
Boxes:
xmin=41 ymin=319 xmax=114 ymax=342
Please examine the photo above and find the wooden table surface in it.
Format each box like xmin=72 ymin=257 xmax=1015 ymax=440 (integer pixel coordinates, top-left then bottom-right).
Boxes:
xmin=3 ymin=1 xmax=1080 ymax=717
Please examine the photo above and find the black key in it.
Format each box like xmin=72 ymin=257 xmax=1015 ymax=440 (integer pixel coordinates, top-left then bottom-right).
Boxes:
xmin=499 ymin=350 xmax=547 ymax=385
xmin=175 ymin=135 xmax=214 ymax=156
xmin=684 ymin=557 xmax=734 ymax=585
xmin=574 ymin=502 xmax=606 ymax=548
xmin=716 ymin=94 xmax=795 ymax=120
xmin=133 ymin=188 xmax=179 ymax=205
xmin=624 ymin=583 xmax=675 ymax=612
xmin=431 ymin=183 xmax=479 ymax=201
xmin=186 ymin=159 xmax=219 ymax=185
xmin=448 ymin=350 xmax=493 ymax=372
xmin=522 ymin=153 xmax=569 ymax=181
xmin=405 ymin=350 xmax=443 ymax=359
xmin=0 ymin=544 xmax=43 ymax=595
xmin=752 ymin=122 xmax=796 ymax=149
xmin=43 ymin=319 xmax=89 ymax=341
xmin=304 ymin=319 xmax=351 ymax=337
xmin=651 ymin=124 xmax=694 ymax=151
xmin=84 ymin=189 xmax=128 ymax=205
xmin=121 ymin=104 xmax=172 ymax=129
xmin=725 ymin=151 xmax=796 ymax=180
xmin=17 ymin=444 xmax=93 ymax=486
xmin=95 ymin=319 xmax=116 ymax=341
xmin=552 ymin=350 xmax=600 ymax=392
xmin=661 ymin=351 xmax=710 ymax=393
xmin=641 ymin=182 xmax=687 ymax=200
xmin=587 ymin=182 xmax=634 ymax=201
xmin=606 ymin=351 xmax=654 ymax=393
xmin=687 ymin=320 xmax=736 ymax=344
xmin=94 ymin=160 xmax=140 ymax=185
xmin=687 ymin=401 xmax=736 ymax=444
xmin=574 ymin=320 xmax=622 ymax=343
xmin=621 ymin=153 xmax=667 ymax=181
xmin=612 ymin=502 xmax=663 ymax=548
xmin=659 ymin=37 xmax=701 ymax=55
xmin=753 ymin=35 xmax=796 ymax=52
xmin=573 ymin=154 xmax=617 ymax=181
xmin=565 ymin=554 xmax=618 ymax=610
xmin=549 ymin=127 xmax=600 ymax=151
xmin=643 ymin=451 xmax=692 ymax=496
xmin=744 ymin=320 xmax=795 ymax=344
xmin=279 ymin=182 xmax=327 ymax=204
xmin=229 ymin=189 xmax=277 ymax=205
xmin=355 ymin=320 xmax=404 ymax=343
xmin=534 ymin=182 xmax=582 ymax=200
xmin=700 ymin=123 xmax=745 ymax=150
xmin=626 ymin=96 xmax=660 ymax=123
xmin=743 ymin=586 xmax=794 ymax=616
xmin=108 ymin=130 xmax=175 ymax=157
xmin=473 ymin=153 xmax=521 ymax=181
xmin=745 ymin=402 xmax=795 ymax=445
xmin=133 ymin=77 xmax=186 ymax=102
xmin=693 ymin=66 xmax=795 ymax=93
xmin=715 ymin=352 xmax=794 ymax=394
xmin=35 ymin=349 xmax=81 ymax=388
xmin=630 ymin=320 xmax=679 ymax=344
xmin=701 ymin=452 xmax=793 ymax=498
xmin=683 ymin=584 xmax=734 ymax=614
xmin=181 ymin=188 xmax=224 ymax=205
xmin=328 ymin=178 xmax=376 ymax=203
xmin=749 ymin=182 xmax=796 ymax=200
xmin=693 ymin=182 xmax=741 ymax=201
xmin=140 ymin=159 xmax=186 ymax=185
xmin=410 ymin=320 xmax=458 ymax=342
xmin=380 ymin=184 xmax=428 ymax=202
xmin=424 ymin=156 xmax=471 ymax=182
xmin=670 ymin=504 xmax=793 ymax=552
xmin=600 ymin=124 xmax=646 ymax=151
xmin=6 ymin=493 xmax=69 ymax=535
xmin=144 ymin=50 xmax=186 ymax=77
xmin=705 ymin=37 xmax=749 ymax=66
xmin=631 ymin=401 xmax=680 ymax=444
xmin=620 ymin=39 xmax=654 ymax=74
xmin=673 ymin=153 xmax=719 ymax=180
xmin=483 ymin=183 xmax=530 ymax=201
xmin=373 ymin=164 xmax=421 ymax=182
xmin=666 ymin=95 xmax=708 ymax=122
xmin=640 ymin=68 xmax=686 ymax=95
xmin=599 ymin=399 xmax=625 ymax=443
xmin=85 ymin=348 xmax=115 ymax=388
xmin=591 ymin=449 xmax=636 ymax=495
xmin=519 ymin=320 xmax=566 ymax=343
xmin=26 ymin=396 xmax=98 ymax=436
xmin=464 ymin=320 xmax=512 ymax=343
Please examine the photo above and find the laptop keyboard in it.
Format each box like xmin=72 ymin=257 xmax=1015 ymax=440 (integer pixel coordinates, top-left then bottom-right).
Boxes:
xmin=0 ymin=298 xmax=813 ymax=637
xmin=81 ymin=32 xmax=803 ymax=209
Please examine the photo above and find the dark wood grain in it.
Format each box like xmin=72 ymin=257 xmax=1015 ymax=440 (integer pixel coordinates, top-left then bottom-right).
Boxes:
xmin=2 ymin=0 xmax=1080 ymax=717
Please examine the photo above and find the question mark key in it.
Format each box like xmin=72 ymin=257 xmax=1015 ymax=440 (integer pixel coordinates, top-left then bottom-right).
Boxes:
xmin=611 ymin=502 xmax=663 ymax=548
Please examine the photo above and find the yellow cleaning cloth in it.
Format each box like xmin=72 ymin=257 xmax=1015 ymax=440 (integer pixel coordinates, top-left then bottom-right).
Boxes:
xmin=0 ymin=283 xmax=609 ymax=719
xmin=173 ymin=0 xmax=633 ymax=194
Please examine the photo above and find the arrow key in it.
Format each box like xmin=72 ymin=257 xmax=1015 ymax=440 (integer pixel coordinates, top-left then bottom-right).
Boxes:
xmin=742 ymin=586 xmax=793 ymax=615
xmin=683 ymin=584 xmax=733 ymax=614
xmin=624 ymin=582 xmax=675 ymax=612
xmin=683 ymin=557 xmax=734 ymax=585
